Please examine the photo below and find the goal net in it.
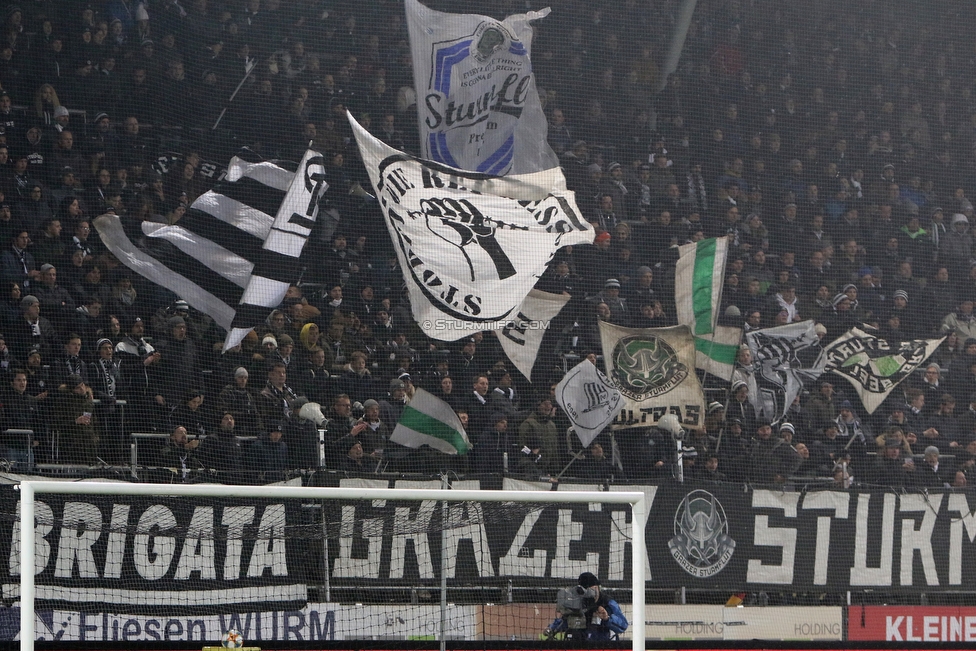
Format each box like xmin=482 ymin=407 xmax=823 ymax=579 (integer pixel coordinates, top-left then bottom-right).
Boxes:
xmin=12 ymin=480 xmax=646 ymax=650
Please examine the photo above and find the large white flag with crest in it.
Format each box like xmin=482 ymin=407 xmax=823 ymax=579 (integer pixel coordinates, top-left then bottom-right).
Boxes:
xmin=348 ymin=113 xmax=592 ymax=341
xmin=405 ymin=0 xmax=558 ymax=176
xmin=599 ymin=322 xmax=707 ymax=430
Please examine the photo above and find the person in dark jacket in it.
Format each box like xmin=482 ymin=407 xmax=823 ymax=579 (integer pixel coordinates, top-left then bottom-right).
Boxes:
xmin=217 ymin=366 xmax=263 ymax=437
xmin=114 ymin=316 xmax=159 ymax=429
xmin=54 ymin=373 xmax=98 ymax=465
xmin=197 ymin=411 xmax=243 ymax=474
xmin=546 ymin=572 xmax=628 ymax=642
xmin=248 ymin=424 xmax=289 ymax=480
xmin=152 ymin=315 xmax=197 ymax=409
xmin=2 ymin=368 xmax=39 ymax=467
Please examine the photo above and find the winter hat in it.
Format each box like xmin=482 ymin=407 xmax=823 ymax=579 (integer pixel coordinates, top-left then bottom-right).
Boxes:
xmin=604 ymin=278 xmax=621 ymax=289
xmin=595 ymin=232 xmax=611 ymax=243
xmin=578 ymin=572 xmax=600 ymax=589
xmin=262 ymin=335 xmax=277 ymax=347
xmin=363 ymin=399 xmax=379 ymax=409
xmin=893 ymin=289 xmax=909 ymax=302
xmin=779 ymin=422 xmax=796 ymax=435
xmin=234 ymin=366 xmax=249 ymax=378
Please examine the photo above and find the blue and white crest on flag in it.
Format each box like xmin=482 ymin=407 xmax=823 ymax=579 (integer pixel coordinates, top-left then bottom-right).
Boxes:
xmin=406 ymin=0 xmax=558 ymax=176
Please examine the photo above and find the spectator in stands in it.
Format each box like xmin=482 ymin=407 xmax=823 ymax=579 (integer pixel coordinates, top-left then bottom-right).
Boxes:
xmin=518 ymin=397 xmax=560 ymax=473
xmin=378 ymin=378 xmax=407 ymax=425
xmin=9 ymin=294 xmax=54 ymax=363
xmin=156 ymin=425 xmax=201 ymax=479
xmin=217 ymin=366 xmax=262 ymax=438
xmin=0 ymin=229 xmax=39 ymax=292
xmin=55 ymin=373 xmax=97 ymax=465
xmin=197 ymin=411 xmax=243 ymax=474
xmin=257 ymin=360 xmax=301 ymax=426
xmin=248 ymin=423 xmax=288 ymax=480
xmin=2 ymin=368 xmax=39 ymax=467
xmin=152 ymin=314 xmax=197 ymax=410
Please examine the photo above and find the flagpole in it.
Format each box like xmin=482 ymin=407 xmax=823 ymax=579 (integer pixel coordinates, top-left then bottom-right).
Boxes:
xmin=212 ymin=58 xmax=257 ymax=131
xmin=712 ymin=329 xmax=744 ymax=456
xmin=555 ymin=449 xmax=587 ymax=480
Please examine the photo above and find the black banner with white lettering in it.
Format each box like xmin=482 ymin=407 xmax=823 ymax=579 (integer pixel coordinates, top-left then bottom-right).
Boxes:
xmin=0 ymin=490 xmax=309 ymax=613
xmin=6 ymin=482 xmax=976 ymax=605
xmin=312 ymin=478 xmax=976 ymax=593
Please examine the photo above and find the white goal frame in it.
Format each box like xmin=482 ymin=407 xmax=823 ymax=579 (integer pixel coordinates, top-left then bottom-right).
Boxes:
xmin=17 ymin=481 xmax=646 ymax=651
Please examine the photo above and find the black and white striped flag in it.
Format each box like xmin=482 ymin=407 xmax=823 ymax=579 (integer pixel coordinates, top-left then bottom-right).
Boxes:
xmin=94 ymin=149 xmax=327 ymax=350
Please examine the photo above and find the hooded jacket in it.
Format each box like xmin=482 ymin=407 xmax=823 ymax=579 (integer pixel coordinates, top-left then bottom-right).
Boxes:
xmin=941 ymin=214 xmax=973 ymax=264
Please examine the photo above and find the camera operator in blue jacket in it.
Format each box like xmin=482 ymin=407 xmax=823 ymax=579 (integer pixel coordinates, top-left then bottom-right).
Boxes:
xmin=546 ymin=571 xmax=628 ymax=641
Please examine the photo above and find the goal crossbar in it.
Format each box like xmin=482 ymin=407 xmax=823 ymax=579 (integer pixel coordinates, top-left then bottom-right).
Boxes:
xmin=16 ymin=480 xmax=647 ymax=650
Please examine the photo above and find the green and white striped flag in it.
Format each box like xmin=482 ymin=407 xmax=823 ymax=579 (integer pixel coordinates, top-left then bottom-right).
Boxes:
xmin=391 ymin=388 xmax=471 ymax=455
xmin=675 ymin=238 xmax=740 ymax=379
xmin=676 ymin=237 xmax=728 ymax=336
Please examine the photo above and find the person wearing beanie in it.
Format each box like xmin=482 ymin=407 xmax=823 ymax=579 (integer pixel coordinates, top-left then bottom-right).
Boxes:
xmin=217 ymin=365 xmax=262 ymax=438
xmin=358 ymin=397 xmax=389 ymax=457
xmin=247 ymin=421 xmax=289 ymax=480
xmin=546 ymin=571 xmax=628 ymax=641
xmin=748 ymin=420 xmax=802 ymax=483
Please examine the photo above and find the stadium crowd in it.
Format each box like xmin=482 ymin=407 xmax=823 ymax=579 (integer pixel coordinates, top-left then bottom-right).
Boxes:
xmin=0 ymin=0 xmax=973 ymax=488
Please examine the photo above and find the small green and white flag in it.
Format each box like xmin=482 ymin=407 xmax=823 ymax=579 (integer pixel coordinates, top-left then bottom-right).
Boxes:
xmin=694 ymin=325 xmax=742 ymax=381
xmin=391 ymin=388 xmax=471 ymax=455
xmin=675 ymin=237 xmax=728 ymax=336
xmin=675 ymin=237 xmax=738 ymax=379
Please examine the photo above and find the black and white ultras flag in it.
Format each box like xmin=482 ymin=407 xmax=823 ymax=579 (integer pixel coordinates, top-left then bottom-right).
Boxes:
xmin=95 ymin=150 xmax=326 ymax=351
xmin=349 ymin=112 xmax=592 ymax=341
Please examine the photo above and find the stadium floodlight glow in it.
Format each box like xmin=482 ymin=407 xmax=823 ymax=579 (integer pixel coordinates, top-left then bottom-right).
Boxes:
xmin=16 ymin=480 xmax=646 ymax=651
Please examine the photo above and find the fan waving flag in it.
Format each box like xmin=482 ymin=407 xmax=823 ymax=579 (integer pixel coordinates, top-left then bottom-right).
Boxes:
xmin=392 ymin=388 xmax=471 ymax=455
xmin=95 ymin=150 xmax=327 ymax=351
xmin=348 ymin=112 xmax=592 ymax=341
xmin=406 ymin=0 xmax=557 ymax=176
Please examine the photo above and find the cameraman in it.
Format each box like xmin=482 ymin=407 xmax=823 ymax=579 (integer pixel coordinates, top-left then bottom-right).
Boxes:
xmin=547 ymin=572 xmax=628 ymax=641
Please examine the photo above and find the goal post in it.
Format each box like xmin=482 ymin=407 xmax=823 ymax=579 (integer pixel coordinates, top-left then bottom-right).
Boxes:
xmin=16 ymin=480 xmax=646 ymax=651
